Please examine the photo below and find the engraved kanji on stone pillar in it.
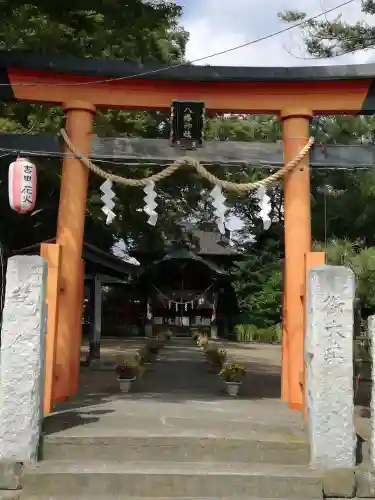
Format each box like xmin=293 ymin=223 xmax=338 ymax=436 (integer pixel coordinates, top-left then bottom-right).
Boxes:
xmin=305 ymin=264 xmax=355 ymax=468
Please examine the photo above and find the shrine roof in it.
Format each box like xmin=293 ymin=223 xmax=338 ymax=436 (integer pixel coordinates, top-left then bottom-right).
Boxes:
xmin=0 ymin=51 xmax=375 ymax=82
xmin=192 ymin=230 xmax=237 ymax=256
xmin=12 ymin=238 xmax=138 ymax=280
xmin=140 ymin=248 xmax=229 ymax=278
xmin=132 ymin=229 xmax=238 ymax=259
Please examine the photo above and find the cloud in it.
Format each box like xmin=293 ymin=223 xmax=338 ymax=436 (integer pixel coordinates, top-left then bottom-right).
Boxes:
xmin=181 ymin=0 xmax=375 ymax=66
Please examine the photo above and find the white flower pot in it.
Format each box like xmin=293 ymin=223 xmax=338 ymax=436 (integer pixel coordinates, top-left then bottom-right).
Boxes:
xmin=118 ymin=377 xmax=136 ymax=393
xmin=225 ymin=381 xmax=241 ymax=396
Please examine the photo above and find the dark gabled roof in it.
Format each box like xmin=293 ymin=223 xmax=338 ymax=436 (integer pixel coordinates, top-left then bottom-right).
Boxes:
xmin=12 ymin=238 xmax=138 ymax=280
xmin=0 ymin=51 xmax=374 ymax=82
xmin=140 ymin=248 xmax=228 ymax=278
xmin=162 ymin=249 xmax=227 ymax=275
xmin=131 ymin=229 xmax=238 ymax=258
xmin=192 ymin=229 xmax=237 ymax=256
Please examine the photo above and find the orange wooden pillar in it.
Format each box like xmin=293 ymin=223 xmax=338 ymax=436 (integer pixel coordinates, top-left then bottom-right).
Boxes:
xmin=40 ymin=242 xmax=62 ymax=415
xmin=71 ymin=258 xmax=86 ymax=395
xmin=281 ymin=260 xmax=289 ymax=402
xmin=54 ymin=100 xmax=95 ymax=402
xmin=281 ymin=108 xmax=312 ymax=411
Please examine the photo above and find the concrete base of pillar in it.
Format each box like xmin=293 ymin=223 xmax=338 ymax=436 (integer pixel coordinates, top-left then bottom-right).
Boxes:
xmin=89 ymin=358 xmax=103 ymax=369
xmin=145 ymin=324 xmax=153 ymax=337
xmin=89 ymin=340 xmax=101 ymax=360
xmin=210 ymin=325 xmax=218 ymax=340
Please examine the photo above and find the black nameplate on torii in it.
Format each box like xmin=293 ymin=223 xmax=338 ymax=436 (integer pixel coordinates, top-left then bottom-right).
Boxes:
xmin=170 ymin=100 xmax=205 ymax=150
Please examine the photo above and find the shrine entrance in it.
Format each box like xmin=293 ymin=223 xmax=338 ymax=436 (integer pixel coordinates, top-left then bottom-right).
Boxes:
xmin=3 ymin=53 xmax=373 ymax=415
xmin=138 ymin=248 xmax=238 ymax=338
xmin=55 ymin=102 xmax=314 ymax=414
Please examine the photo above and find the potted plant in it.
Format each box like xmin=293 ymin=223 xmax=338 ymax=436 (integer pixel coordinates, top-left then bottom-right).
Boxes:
xmin=216 ymin=349 xmax=227 ymax=370
xmin=115 ymin=359 xmax=139 ymax=393
xmin=134 ymin=349 xmax=147 ymax=378
xmin=192 ymin=330 xmax=202 ymax=342
xmin=135 ymin=348 xmax=145 ymax=365
xmin=205 ymin=347 xmax=227 ymax=373
xmin=156 ymin=333 xmax=165 ymax=348
xmin=145 ymin=338 xmax=161 ymax=361
xmin=137 ymin=345 xmax=151 ymax=364
xmin=197 ymin=333 xmax=209 ymax=351
xmin=165 ymin=330 xmax=172 ymax=342
xmin=156 ymin=330 xmax=171 ymax=347
xmin=158 ymin=329 xmax=172 ymax=344
xmin=220 ymin=363 xmax=246 ymax=396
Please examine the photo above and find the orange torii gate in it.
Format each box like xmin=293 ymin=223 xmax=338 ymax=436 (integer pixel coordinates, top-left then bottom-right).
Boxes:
xmin=2 ymin=52 xmax=372 ymax=413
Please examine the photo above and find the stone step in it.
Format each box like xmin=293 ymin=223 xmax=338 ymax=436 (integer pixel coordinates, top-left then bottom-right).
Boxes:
xmin=0 ymin=493 xmax=21 ymax=500
xmin=22 ymin=460 xmax=323 ymax=498
xmin=43 ymin=412 xmax=305 ymax=438
xmin=22 ymin=497 xmax=322 ymax=500
xmin=43 ymin=434 xmax=309 ymax=464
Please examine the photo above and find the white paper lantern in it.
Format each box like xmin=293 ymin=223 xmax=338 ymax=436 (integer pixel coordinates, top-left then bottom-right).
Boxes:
xmin=8 ymin=157 xmax=37 ymax=214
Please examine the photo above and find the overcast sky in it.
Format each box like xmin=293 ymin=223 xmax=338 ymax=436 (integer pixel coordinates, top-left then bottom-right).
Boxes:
xmin=175 ymin=0 xmax=374 ymax=66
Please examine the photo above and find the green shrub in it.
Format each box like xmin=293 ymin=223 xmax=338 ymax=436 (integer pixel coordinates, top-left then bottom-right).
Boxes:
xmin=235 ymin=324 xmax=282 ymax=343
xmin=354 ymin=337 xmax=372 ymax=379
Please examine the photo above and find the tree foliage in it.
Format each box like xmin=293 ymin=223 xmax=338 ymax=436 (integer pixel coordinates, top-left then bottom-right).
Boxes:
xmin=0 ymin=0 xmax=189 ymax=253
xmin=0 ymin=1 xmax=187 ymax=61
xmin=232 ymin=233 xmax=283 ymax=327
xmin=279 ymin=0 xmax=375 ymax=58
xmin=3 ymin=1 xmax=375 ymax=329
xmin=314 ymin=239 xmax=375 ymax=314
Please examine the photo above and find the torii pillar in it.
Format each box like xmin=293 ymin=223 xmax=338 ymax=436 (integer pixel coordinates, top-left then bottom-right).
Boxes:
xmin=53 ymin=100 xmax=96 ymax=402
xmin=281 ymin=108 xmax=312 ymax=411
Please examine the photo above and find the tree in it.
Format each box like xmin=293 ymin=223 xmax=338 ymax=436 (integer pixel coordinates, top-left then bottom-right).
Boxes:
xmin=4 ymin=1 xmax=375 ymax=330
xmin=218 ymin=113 xmax=375 ymax=325
xmin=279 ymin=1 xmax=375 ymax=58
xmin=0 ymin=1 xmax=187 ymax=62
xmin=314 ymin=238 xmax=375 ymax=315
xmin=0 ymin=0 xmax=189 ymax=252
xmin=232 ymin=234 xmax=283 ymax=327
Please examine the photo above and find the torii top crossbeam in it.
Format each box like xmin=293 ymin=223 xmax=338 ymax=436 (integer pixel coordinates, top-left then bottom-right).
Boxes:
xmin=1 ymin=51 xmax=375 ymax=114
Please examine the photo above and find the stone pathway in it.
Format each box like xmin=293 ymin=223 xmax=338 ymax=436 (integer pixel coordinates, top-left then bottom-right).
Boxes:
xmin=135 ymin=339 xmax=224 ymax=399
xmin=34 ymin=338 xmax=315 ymax=499
xmin=45 ymin=337 xmax=304 ymax=438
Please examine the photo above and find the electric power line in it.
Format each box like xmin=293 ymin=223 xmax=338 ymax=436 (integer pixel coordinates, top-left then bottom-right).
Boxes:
xmin=0 ymin=0 xmax=356 ymax=88
xmin=0 ymin=145 xmax=372 ymax=171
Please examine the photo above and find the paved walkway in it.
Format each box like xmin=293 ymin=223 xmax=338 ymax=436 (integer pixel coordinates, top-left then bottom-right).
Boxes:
xmin=44 ymin=338 xmax=305 ymax=439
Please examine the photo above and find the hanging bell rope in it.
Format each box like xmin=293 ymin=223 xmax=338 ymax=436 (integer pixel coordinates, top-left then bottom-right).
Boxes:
xmin=60 ymin=128 xmax=314 ymax=193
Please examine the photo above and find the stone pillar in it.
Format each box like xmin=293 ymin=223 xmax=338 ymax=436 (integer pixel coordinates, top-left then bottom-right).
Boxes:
xmin=145 ymin=324 xmax=153 ymax=337
xmin=369 ymin=316 xmax=375 ymax=469
xmin=305 ymin=264 xmax=355 ymax=468
xmin=210 ymin=325 xmax=218 ymax=339
xmin=0 ymin=256 xmax=48 ymax=462
xmin=89 ymin=274 xmax=102 ymax=364
xmin=223 ymin=321 xmax=229 ymax=338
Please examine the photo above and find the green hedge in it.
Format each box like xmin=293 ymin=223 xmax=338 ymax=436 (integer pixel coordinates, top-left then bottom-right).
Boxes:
xmin=235 ymin=324 xmax=282 ymax=343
